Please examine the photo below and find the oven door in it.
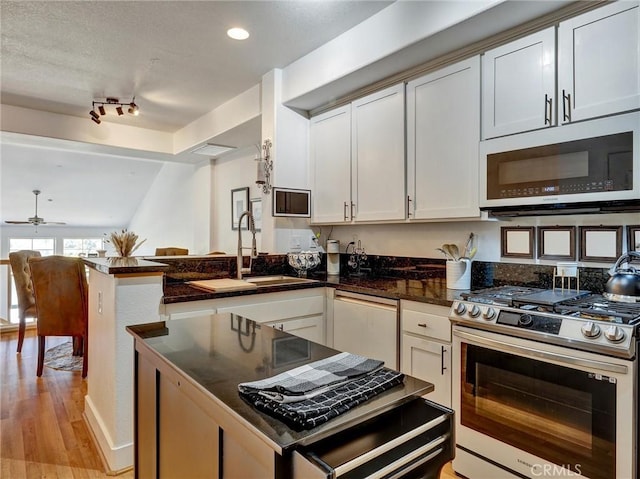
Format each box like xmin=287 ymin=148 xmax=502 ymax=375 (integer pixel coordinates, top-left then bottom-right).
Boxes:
xmin=453 ymin=325 xmax=636 ymax=479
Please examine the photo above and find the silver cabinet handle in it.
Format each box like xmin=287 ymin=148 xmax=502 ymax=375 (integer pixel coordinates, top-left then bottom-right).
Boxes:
xmin=562 ymin=89 xmax=571 ymax=122
xmin=407 ymin=195 xmax=413 ymax=217
xmin=544 ymin=94 xmax=552 ymax=125
xmin=441 ymin=345 xmax=447 ymax=375
xmin=350 ymin=202 xmax=356 ymax=220
xmin=343 ymin=201 xmax=348 ymax=221
xmin=417 ymin=323 xmax=427 ymax=328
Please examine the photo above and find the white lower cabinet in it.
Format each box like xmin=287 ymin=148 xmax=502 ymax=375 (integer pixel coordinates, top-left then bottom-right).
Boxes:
xmin=162 ymin=288 xmax=327 ymax=345
xmin=332 ymin=291 xmax=398 ymax=369
xmin=266 ymin=314 xmax=325 ymax=345
xmin=400 ymin=300 xmax=452 ymax=407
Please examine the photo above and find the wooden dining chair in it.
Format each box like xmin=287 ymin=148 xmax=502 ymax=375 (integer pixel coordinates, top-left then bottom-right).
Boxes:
xmin=9 ymin=250 xmax=42 ymax=353
xmin=28 ymin=256 xmax=89 ymax=377
xmin=155 ymin=247 xmax=189 ymax=256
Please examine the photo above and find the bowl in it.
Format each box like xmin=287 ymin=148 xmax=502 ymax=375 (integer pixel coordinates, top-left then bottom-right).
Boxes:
xmin=287 ymin=251 xmax=321 ymax=277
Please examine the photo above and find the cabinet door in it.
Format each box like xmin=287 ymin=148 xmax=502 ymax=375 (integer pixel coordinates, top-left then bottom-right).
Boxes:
xmin=333 ymin=296 xmax=398 ymax=369
xmin=482 ymin=28 xmax=556 ymax=138
xmin=407 ymin=56 xmax=480 ymax=219
xmin=559 ymin=1 xmax=640 ymax=123
xmin=269 ymin=314 xmax=325 ymax=345
xmin=158 ymin=373 xmax=220 ymax=478
xmin=401 ymin=334 xmax=451 ymax=408
xmin=310 ymin=105 xmax=352 ymax=223
xmin=351 ymin=84 xmax=406 ymax=222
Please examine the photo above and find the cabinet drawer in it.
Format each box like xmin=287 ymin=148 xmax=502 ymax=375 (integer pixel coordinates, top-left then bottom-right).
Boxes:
xmin=401 ymin=301 xmax=451 ymax=342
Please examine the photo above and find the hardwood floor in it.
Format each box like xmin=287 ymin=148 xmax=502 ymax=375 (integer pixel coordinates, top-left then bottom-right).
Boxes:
xmin=0 ymin=330 xmax=459 ymax=479
xmin=0 ymin=329 xmax=134 ymax=478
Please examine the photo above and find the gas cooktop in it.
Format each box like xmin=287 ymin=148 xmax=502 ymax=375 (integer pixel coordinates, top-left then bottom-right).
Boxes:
xmin=452 ymin=285 xmax=640 ymax=358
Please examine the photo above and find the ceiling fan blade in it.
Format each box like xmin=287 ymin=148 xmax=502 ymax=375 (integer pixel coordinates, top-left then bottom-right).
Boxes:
xmin=5 ymin=220 xmax=32 ymax=224
xmin=42 ymin=221 xmax=67 ymax=225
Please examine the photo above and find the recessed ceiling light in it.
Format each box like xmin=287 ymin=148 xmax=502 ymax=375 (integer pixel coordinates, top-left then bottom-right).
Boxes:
xmin=227 ymin=27 xmax=249 ymax=40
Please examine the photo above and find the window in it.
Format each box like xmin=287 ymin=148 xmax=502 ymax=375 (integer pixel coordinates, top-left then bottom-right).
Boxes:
xmin=63 ymin=238 xmax=105 ymax=257
xmin=9 ymin=237 xmax=55 ymax=256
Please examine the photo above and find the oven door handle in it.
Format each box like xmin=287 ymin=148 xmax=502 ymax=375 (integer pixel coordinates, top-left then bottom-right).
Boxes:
xmin=454 ymin=329 xmax=628 ymax=375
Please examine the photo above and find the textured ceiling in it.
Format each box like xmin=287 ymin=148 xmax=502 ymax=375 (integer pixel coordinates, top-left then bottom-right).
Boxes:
xmin=1 ymin=0 xmax=392 ymax=132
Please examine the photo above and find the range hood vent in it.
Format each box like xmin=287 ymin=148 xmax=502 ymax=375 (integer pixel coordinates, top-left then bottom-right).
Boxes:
xmin=483 ymin=200 xmax=640 ymax=218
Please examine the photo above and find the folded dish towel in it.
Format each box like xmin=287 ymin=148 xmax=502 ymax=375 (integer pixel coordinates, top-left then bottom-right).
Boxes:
xmin=241 ymin=367 xmax=404 ymax=430
xmin=238 ymin=351 xmax=384 ymax=403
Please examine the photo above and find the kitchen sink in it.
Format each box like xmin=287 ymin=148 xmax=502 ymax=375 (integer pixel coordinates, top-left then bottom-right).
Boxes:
xmin=244 ymin=275 xmax=319 ymax=287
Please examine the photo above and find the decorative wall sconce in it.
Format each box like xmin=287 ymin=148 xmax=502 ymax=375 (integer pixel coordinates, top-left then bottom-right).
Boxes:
xmin=89 ymin=97 xmax=139 ymax=124
xmin=255 ymin=139 xmax=273 ymax=194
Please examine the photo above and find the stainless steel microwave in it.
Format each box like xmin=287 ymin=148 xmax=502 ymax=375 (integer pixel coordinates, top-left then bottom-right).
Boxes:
xmin=479 ymin=112 xmax=640 ymax=215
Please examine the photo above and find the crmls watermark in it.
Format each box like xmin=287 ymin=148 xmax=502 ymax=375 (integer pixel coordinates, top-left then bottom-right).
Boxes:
xmin=531 ymin=463 xmax=582 ymax=477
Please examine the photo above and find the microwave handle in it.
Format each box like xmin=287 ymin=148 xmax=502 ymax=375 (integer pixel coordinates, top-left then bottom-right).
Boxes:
xmin=454 ymin=329 xmax=628 ymax=375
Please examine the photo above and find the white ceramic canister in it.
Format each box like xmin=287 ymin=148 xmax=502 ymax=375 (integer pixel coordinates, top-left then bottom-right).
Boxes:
xmin=446 ymin=259 xmax=471 ymax=289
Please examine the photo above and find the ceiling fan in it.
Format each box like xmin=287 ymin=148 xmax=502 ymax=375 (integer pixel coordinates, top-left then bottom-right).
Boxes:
xmin=5 ymin=189 xmax=66 ymax=226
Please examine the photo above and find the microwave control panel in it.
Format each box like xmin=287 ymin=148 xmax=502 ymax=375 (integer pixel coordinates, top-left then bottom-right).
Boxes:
xmin=499 ymin=180 xmax=615 ymax=198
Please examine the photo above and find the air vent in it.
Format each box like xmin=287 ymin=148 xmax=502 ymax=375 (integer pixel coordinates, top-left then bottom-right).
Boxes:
xmin=191 ymin=143 xmax=236 ymax=157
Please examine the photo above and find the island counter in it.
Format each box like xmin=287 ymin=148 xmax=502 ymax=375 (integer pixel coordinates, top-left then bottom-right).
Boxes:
xmin=127 ymin=313 xmax=453 ymax=478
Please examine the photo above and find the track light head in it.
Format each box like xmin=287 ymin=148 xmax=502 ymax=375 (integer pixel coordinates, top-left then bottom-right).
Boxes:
xmin=91 ymin=116 xmax=101 ymax=125
xmin=98 ymin=105 xmax=106 ymax=116
xmin=128 ymin=102 xmax=139 ymax=116
xmin=116 ymin=106 xmax=124 ymax=116
xmin=89 ymin=110 xmax=100 ymax=120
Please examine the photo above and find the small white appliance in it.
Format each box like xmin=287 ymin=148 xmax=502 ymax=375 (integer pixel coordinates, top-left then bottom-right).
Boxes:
xmin=326 ymin=240 xmax=340 ymax=275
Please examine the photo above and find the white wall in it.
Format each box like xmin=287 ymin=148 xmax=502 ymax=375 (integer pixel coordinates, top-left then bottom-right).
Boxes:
xmin=211 ymin=148 xmax=263 ymax=255
xmin=127 ymin=161 xmax=201 ymax=255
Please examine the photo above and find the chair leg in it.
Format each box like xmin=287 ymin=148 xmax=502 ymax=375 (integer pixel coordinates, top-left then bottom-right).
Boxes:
xmin=17 ymin=315 xmax=26 ymax=353
xmin=37 ymin=335 xmax=45 ymax=376
xmin=73 ymin=336 xmax=83 ymax=356
xmin=81 ymin=334 xmax=88 ymax=378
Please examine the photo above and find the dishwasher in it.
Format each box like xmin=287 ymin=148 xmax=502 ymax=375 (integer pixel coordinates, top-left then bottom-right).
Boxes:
xmin=292 ymin=398 xmax=453 ymax=479
xmin=333 ymin=290 xmax=399 ymax=369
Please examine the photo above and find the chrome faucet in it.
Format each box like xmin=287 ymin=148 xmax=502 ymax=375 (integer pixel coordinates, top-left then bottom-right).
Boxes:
xmin=237 ymin=210 xmax=258 ymax=279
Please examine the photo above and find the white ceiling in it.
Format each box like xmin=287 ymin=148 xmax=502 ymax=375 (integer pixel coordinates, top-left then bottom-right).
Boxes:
xmin=1 ymin=0 xmax=391 ymax=132
xmin=0 ymin=0 xmax=579 ymax=229
xmin=0 ymin=0 xmax=391 ymax=228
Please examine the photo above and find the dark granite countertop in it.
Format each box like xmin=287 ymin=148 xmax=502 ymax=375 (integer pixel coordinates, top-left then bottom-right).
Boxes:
xmin=127 ymin=314 xmax=433 ymax=452
xmin=83 ymin=257 xmax=170 ymax=275
xmin=162 ymin=273 xmax=464 ymax=307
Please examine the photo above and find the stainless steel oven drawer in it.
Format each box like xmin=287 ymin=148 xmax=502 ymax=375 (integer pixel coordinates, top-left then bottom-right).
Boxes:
xmin=292 ymin=398 xmax=453 ymax=479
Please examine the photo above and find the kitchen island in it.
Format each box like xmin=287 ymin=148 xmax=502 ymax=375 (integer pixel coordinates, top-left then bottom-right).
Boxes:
xmin=127 ymin=313 xmax=454 ymax=478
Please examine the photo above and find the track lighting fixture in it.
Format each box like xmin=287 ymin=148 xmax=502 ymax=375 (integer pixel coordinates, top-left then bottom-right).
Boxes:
xmin=89 ymin=96 xmax=139 ymax=124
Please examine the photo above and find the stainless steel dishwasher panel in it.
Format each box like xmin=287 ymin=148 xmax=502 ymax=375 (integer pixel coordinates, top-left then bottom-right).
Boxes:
xmin=292 ymin=398 xmax=453 ymax=479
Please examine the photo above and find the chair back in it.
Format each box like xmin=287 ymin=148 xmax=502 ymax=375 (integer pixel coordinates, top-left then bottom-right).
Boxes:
xmin=155 ymin=247 xmax=188 ymax=256
xmin=9 ymin=250 xmax=41 ymax=316
xmin=28 ymin=256 xmax=88 ymax=337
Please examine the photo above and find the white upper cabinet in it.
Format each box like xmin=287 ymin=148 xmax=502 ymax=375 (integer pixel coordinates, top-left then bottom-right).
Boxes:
xmin=482 ymin=27 xmax=556 ymax=139
xmin=407 ymin=56 xmax=481 ymax=219
xmin=558 ymin=1 xmax=640 ymax=123
xmin=310 ymin=105 xmax=352 ymax=223
xmin=351 ymin=84 xmax=406 ymax=222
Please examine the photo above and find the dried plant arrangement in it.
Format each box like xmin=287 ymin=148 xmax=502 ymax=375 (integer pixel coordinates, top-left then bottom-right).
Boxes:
xmin=106 ymin=229 xmax=146 ymax=257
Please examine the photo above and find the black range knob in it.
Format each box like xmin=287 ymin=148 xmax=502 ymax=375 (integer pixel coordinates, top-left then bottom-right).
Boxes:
xmin=519 ymin=314 xmax=533 ymax=327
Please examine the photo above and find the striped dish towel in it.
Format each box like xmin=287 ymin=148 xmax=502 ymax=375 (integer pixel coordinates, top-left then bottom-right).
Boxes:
xmin=241 ymin=367 xmax=404 ymax=430
xmin=238 ymin=352 xmax=383 ymax=403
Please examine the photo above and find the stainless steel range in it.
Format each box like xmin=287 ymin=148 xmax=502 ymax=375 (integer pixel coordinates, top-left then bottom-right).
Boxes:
xmin=449 ymin=285 xmax=640 ymax=479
